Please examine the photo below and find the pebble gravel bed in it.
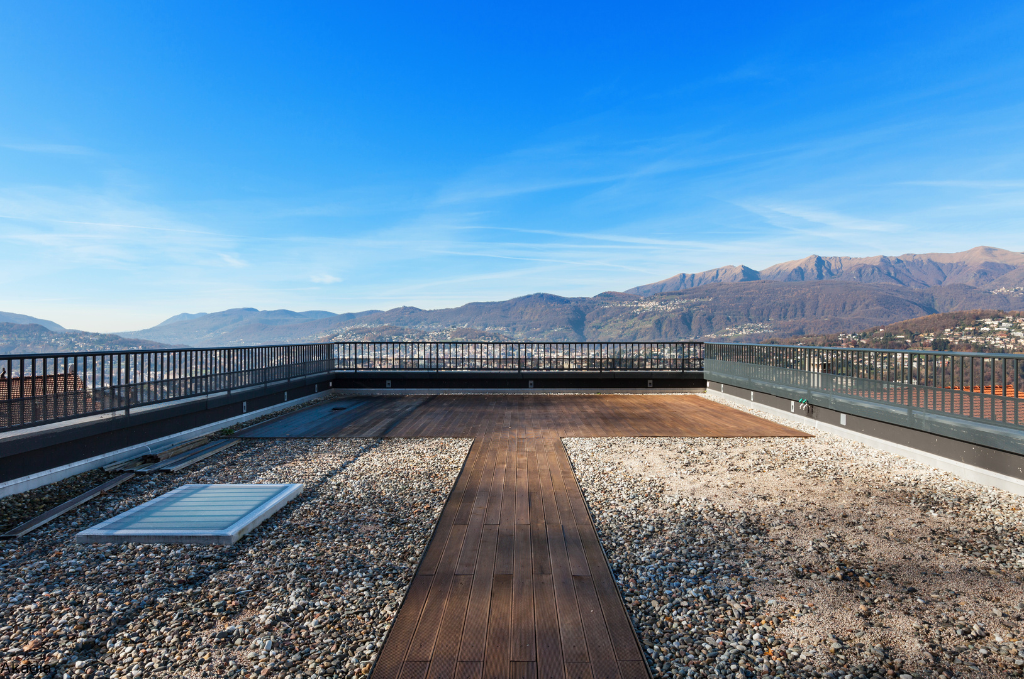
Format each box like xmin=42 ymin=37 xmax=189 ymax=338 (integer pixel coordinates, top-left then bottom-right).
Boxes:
xmin=565 ymin=395 xmax=1024 ymax=679
xmin=0 ymin=436 xmax=470 ymax=679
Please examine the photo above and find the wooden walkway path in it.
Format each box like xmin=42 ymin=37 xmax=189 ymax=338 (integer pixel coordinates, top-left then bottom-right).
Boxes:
xmin=241 ymin=395 xmax=805 ymax=679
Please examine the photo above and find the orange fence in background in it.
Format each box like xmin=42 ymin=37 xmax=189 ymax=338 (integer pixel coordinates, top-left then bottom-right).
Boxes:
xmin=945 ymin=384 xmax=1018 ymax=398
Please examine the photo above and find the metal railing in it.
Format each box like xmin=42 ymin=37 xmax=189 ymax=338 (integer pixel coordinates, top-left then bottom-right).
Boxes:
xmin=335 ymin=341 xmax=704 ymax=372
xmin=1 ymin=341 xmax=703 ymax=432
xmin=706 ymin=343 xmax=1024 ymax=429
xmin=0 ymin=344 xmax=336 ymax=432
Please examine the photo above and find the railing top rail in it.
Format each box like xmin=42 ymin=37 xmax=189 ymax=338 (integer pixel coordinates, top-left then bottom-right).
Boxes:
xmin=707 ymin=342 xmax=1024 ymax=360
xmin=335 ymin=341 xmax=701 ymax=346
xmin=0 ymin=342 xmax=337 ymax=362
xmin=0 ymin=340 xmax=702 ymax=362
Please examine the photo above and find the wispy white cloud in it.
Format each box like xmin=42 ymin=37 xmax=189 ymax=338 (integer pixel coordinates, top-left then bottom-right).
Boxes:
xmin=429 ymin=248 xmax=651 ymax=273
xmin=390 ymin=263 xmax=565 ymax=293
xmin=457 ymin=225 xmax=716 ymax=249
xmin=436 ymin=170 xmax=627 ymax=204
xmin=433 ymin=138 xmax=671 ymax=204
xmin=901 ymin=180 xmax=1024 ymax=189
xmin=749 ymin=204 xmax=904 ymax=233
xmin=2 ymin=142 xmax=93 ymax=155
xmin=0 ymin=187 xmax=234 ymax=268
xmin=311 ymin=273 xmax=341 ymax=283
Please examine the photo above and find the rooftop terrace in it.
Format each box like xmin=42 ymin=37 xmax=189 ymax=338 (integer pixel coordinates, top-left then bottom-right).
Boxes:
xmin=1 ymin=342 xmax=1024 ymax=679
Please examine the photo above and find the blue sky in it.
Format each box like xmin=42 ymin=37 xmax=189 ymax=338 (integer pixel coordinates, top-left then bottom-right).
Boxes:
xmin=2 ymin=2 xmax=1024 ymax=331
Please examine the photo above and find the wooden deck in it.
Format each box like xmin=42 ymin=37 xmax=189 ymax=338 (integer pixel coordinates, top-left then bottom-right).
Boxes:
xmin=239 ymin=395 xmax=806 ymax=679
xmin=239 ymin=394 xmax=804 ymax=439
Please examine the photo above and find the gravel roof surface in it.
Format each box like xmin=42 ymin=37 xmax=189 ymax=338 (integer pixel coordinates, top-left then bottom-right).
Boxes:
xmin=0 ymin=436 xmax=470 ymax=679
xmin=565 ymin=393 xmax=1024 ymax=679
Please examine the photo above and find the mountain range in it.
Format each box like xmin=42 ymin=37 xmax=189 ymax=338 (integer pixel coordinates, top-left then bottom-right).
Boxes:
xmin=0 ymin=323 xmax=175 ymax=354
xmin=0 ymin=311 xmax=66 ymax=333
xmin=626 ymin=246 xmax=1024 ymax=295
xmin=5 ymin=247 xmax=1024 ymax=348
xmin=111 ymin=246 xmax=1024 ymax=346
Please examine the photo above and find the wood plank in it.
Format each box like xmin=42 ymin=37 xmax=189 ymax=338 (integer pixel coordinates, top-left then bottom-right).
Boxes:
xmin=407 ymin=524 xmax=469 ymax=661
xmin=511 ymin=524 xmax=535 ymax=662
xmin=483 ymin=574 xmax=513 ymax=679
xmin=456 ymin=507 xmax=486 ymax=576
xmin=500 ymin=438 xmax=518 ymax=528
xmin=400 ymin=662 xmax=431 ymax=679
xmin=419 ymin=441 xmax=481 ymax=576
xmin=511 ymin=661 xmax=538 ymax=679
xmin=379 ymin=396 xmax=434 ymax=437
xmin=538 ymin=448 xmax=562 ymax=526
xmin=546 ymin=523 xmax=588 ymax=664
xmin=573 ymin=576 xmax=621 ymax=679
xmin=352 ymin=397 xmax=412 ymax=437
xmin=413 ymin=394 xmax=457 ymax=437
xmin=483 ymin=435 xmax=509 ymax=525
xmin=564 ymin=663 xmax=594 ymax=679
xmin=534 ymin=574 xmax=564 ymax=679
xmin=426 ymin=574 xmax=474 ymax=679
xmin=374 ymin=576 xmax=434 ymax=679
xmin=565 ymin=663 xmax=598 ymax=679
xmin=552 ymin=468 xmax=591 ymax=578
xmin=494 ymin=524 xmax=515 ymax=576
xmin=455 ymin=438 xmax=492 ymax=525
xmin=515 ymin=444 xmax=530 ymax=525
xmin=402 ymin=395 xmax=454 ymax=438
xmin=531 ymin=519 xmax=551 ymax=577
xmin=556 ymin=451 xmax=641 ymax=663
xmin=235 ymin=398 xmax=366 ymax=437
xmin=437 ymin=396 xmax=471 ymax=438
xmin=590 ymin=571 xmax=642 ymax=662
xmin=455 ymin=662 xmax=482 ymax=679
xmin=459 ymin=525 xmax=498 ymax=662
xmin=616 ymin=662 xmax=649 ymax=679
xmin=527 ymin=438 xmax=544 ymax=528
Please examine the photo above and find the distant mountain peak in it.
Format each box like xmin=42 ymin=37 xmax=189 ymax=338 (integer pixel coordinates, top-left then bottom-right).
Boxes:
xmin=156 ymin=312 xmax=210 ymax=327
xmin=624 ymin=264 xmax=759 ymax=295
xmin=627 ymin=246 xmax=1024 ymax=296
xmin=0 ymin=311 xmax=66 ymax=333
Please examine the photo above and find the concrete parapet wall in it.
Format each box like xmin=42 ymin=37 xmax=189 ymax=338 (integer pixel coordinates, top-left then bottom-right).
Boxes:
xmin=0 ymin=375 xmax=333 ymax=497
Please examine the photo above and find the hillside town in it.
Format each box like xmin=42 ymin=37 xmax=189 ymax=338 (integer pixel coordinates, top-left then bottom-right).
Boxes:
xmin=0 ymin=323 xmax=173 ymax=355
xmin=831 ymin=313 xmax=1024 ymax=352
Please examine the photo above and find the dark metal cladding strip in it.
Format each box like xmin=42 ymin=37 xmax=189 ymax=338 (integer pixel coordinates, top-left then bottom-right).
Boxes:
xmin=1 ymin=472 xmax=136 ymax=539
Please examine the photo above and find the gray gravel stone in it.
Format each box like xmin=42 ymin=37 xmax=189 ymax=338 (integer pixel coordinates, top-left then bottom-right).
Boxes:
xmin=0 ymin=436 xmax=469 ymax=678
xmin=564 ymin=393 xmax=1024 ymax=679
